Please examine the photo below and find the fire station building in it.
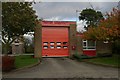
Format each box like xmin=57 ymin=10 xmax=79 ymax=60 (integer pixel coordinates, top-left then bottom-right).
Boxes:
xmin=34 ymin=21 xmax=112 ymax=58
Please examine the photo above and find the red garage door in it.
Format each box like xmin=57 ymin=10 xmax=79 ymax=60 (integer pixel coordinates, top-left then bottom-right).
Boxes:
xmin=42 ymin=27 xmax=69 ymax=57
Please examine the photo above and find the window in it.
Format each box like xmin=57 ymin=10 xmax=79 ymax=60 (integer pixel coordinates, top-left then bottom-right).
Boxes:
xmin=57 ymin=42 xmax=61 ymax=45
xmin=50 ymin=46 xmax=54 ymax=49
xmin=83 ymin=42 xmax=87 ymax=46
xmin=15 ymin=43 xmax=19 ymax=46
xmin=63 ymin=42 xmax=67 ymax=45
xmin=83 ymin=40 xmax=96 ymax=50
xmin=88 ymin=40 xmax=95 ymax=46
xmin=56 ymin=46 xmax=61 ymax=49
xmin=83 ymin=40 xmax=87 ymax=49
xmin=50 ymin=42 xmax=55 ymax=45
xmin=43 ymin=42 xmax=48 ymax=45
xmin=103 ymin=41 xmax=108 ymax=43
xmin=43 ymin=46 xmax=48 ymax=49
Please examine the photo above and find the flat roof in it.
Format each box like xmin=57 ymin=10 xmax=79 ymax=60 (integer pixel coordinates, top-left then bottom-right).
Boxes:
xmin=40 ymin=21 xmax=76 ymax=27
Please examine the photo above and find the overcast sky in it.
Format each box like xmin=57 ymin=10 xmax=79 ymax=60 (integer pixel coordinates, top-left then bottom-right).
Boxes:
xmin=32 ymin=2 xmax=118 ymax=32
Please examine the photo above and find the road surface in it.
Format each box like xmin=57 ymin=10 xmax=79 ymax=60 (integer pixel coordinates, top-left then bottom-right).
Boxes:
xmin=3 ymin=58 xmax=119 ymax=78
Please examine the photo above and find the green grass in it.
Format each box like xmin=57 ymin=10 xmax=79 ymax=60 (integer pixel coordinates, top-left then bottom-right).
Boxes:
xmin=15 ymin=55 xmax=39 ymax=69
xmin=83 ymin=55 xmax=120 ymax=67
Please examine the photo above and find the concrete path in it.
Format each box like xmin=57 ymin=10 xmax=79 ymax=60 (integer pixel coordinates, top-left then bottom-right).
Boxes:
xmin=3 ymin=58 xmax=119 ymax=78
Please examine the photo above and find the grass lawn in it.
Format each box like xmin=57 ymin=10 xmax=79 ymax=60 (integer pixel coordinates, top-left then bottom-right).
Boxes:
xmin=15 ymin=55 xmax=39 ymax=69
xmin=83 ymin=54 xmax=120 ymax=68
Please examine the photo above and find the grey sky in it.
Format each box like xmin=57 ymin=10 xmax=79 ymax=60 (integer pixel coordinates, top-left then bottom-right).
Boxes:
xmin=32 ymin=2 xmax=118 ymax=31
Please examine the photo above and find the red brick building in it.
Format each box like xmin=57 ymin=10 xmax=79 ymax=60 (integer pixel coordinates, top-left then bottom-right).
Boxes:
xmin=34 ymin=21 xmax=112 ymax=58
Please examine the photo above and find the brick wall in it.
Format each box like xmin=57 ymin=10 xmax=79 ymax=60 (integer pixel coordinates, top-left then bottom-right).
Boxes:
xmin=76 ymin=36 xmax=83 ymax=55
xmin=69 ymin=24 xmax=77 ymax=58
xmin=34 ymin=23 xmax=42 ymax=58
xmin=12 ymin=43 xmax=24 ymax=54
xmin=96 ymin=41 xmax=112 ymax=55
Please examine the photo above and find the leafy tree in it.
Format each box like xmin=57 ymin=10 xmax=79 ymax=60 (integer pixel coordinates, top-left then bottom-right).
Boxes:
xmin=24 ymin=36 xmax=34 ymax=53
xmin=83 ymin=8 xmax=120 ymax=41
xmin=2 ymin=2 xmax=38 ymax=54
xmin=79 ymin=8 xmax=104 ymax=30
xmin=83 ymin=8 xmax=120 ymax=54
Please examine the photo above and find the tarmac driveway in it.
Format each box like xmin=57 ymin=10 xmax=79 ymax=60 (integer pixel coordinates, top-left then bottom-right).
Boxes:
xmin=3 ymin=58 xmax=119 ymax=78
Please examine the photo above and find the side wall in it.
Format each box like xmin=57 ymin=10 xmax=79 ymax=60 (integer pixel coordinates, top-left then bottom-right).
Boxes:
xmin=34 ymin=24 xmax=42 ymax=58
xmin=76 ymin=36 xmax=83 ymax=55
xmin=12 ymin=44 xmax=24 ymax=54
xmin=96 ymin=41 xmax=112 ymax=55
xmin=69 ymin=24 xmax=77 ymax=58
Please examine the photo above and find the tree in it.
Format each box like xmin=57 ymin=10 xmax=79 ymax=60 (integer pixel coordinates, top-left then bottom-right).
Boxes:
xmin=2 ymin=2 xmax=38 ymax=54
xmin=79 ymin=8 xmax=104 ymax=30
xmin=83 ymin=8 xmax=120 ymax=54
xmin=24 ymin=36 xmax=34 ymax=53
xmin=83 ymin=8 xmax=120 ymax=41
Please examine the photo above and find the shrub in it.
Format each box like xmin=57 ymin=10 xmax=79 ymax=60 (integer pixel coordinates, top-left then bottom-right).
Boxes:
xmin=2 ymin=56 xmax=15 ymax=72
